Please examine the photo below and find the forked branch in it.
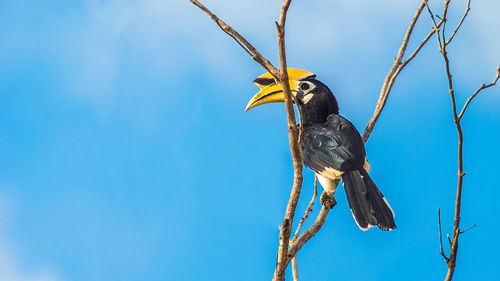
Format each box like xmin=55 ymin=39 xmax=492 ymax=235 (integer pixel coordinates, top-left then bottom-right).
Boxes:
xmin=290 ymin=176 xmax=318 ymax=281
xmin=425 ymin=1 xmax=499 ymax=280
xmin=191 ymin=0 xmax=448 ymax=279
xmin=292 ymin=2 xmax=442 ymax=262
xmin=363 ymin=0 xmax=444 ymax=142
xmin=438 ymin=208 xmax=450 ymax=262
xmin=446 ymin=0 xmax=471 ymax=45
xmin=273 ymin=1 xmax=305 ymax=280
xmin=189 ymin=0 xmax=279 ymax=79
xmin=189 ymin=2 xmax=302 ymax=280
xmin=458 ymin=66 xmax=500 ymax=120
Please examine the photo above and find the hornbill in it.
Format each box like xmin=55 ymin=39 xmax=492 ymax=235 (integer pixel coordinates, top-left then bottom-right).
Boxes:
xmin=245 ymin=69 xmax=396 ymax=231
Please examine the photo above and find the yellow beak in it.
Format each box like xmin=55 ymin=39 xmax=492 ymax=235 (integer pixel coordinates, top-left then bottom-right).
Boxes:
xmin=245 ymin=83 xmax=292 ymax=112
xmin=245 ymin=68 xmax=315 ymax=111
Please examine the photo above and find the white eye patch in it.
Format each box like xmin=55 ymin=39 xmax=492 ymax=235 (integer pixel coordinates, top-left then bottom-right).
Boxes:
xmin=302 ymin=93 xmax=314 ymax=104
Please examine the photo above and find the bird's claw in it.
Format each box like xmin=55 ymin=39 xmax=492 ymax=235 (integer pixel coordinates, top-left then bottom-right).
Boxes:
xmin=320 ymin=192 xmax=337 ymax=209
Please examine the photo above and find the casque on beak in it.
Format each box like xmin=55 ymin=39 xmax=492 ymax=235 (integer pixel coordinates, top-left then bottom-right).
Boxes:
xmin=245 ymin=68 xmax=315 ymax=111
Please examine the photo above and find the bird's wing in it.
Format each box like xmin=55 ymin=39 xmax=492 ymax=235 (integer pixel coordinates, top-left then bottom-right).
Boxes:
xmin=302 ymin=114 xmax=366 ymax=175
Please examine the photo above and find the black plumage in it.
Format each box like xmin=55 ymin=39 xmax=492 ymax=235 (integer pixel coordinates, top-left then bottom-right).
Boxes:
xmin=298 ymin=79 xmax=396 ymax=231
xmin=247 ymin=69 xmax=396 ymax=231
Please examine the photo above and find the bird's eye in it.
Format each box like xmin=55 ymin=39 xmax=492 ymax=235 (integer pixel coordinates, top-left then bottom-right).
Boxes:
xmin=300 ymin=83 xmax=310 ymax=91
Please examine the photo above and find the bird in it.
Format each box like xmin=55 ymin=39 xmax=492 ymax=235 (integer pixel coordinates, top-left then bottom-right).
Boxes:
xmin=245 ymin=68 xmax=396 ymax=231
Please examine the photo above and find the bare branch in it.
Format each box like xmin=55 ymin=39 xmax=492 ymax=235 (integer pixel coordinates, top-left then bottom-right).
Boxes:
xmin=292 ymin=176 xmax=319 ymax=242
xmin=438 ymin=22 xmax=463 ymax=281
xmin=189 ymin=0 xmax=279 ymax=79
xmin=363 ymin=0 xmax=432 ymax=142
xmin=438 ymin=208 xmax=450 ymax=263
xmin=441 ymin=0 xmax=450 ymax=44
xmin=287 ymin=204 xmax=330 ymax=263
xmin=458 ymin=66 xmax=500 ymax=120
xmin=190 ymin=1 xmax=304 ymax=280
xmin=191 ymin=1 xmax=450 ymax=279
xmin=288 ymin=0 xmax=436 ymax=273
xmin=446 ymin=0 xmax=471 ymax=45
xmin=424 ymin=0 xmax=444 ymax=50
xmin=291 ymin=256 xmax=299 ymax=281
xmin=278 ymin=0 xmax=293 ymax=28
xmin=427 ymin=2 xmax=499 ymax=280
xmin=289 ymin=175 xmax=318 ymax=281
xmin=401 ymin=20 xmax=444 ymax=69
xmin=459 ymin=224 xmax=477 ymax=235
xmin=428 ymin=2 xmax=462 ymax=278
xmin=290 ymin=93 xmax=305 ymax=143
xmin=273 ymin=1 xmax=307 ymax=280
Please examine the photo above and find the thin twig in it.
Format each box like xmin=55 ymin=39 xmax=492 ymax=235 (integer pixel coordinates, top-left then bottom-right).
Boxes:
xmin=289 ymin=173 xmax=318 ymax=281
xmin=190 ymin=2 xmax=303 ymax=280
xmin=424 ymin=0 xmax=444 ymax=50
xmin=191 ymin=0 xmax=442 ymax=279
xmin=290 ymin=93 xmax=305 ymax=143
xmin=288 ymin=0 xmax=433 ymax=273
xmin=429 ymin=4 xmax=467 ymax=279
xmin=289 ymin=176 xmax=319 ymax=281
xmin=292 ymin=176 xmax=319 ymax=242
xmin=446 ymin=0 xmax=471 ymax=45
xmin=287 ymin=205 xmax=330 ymax=263
xmin=425 ymin=1 xmax=497 ymax=280
xmin=273 ymin=0 xmax=305 ymax=280
xmin=445 ymin=69 xmax=497 ymax=281
xmin=291 ymin=256 xmax=299 ymax=281
xmin=441 ymin=0 xmax=450 ymax=44
xmin=290 ymin=175 xmax=318 ymax=281
xmin=189 ymin=0 xmax=279 ymax=80
xmin=438 ymin=208 xmax=450 ymax=262
xmin=362 ymin=0 xmax=433 ymax=142
xmin=458 ymin=66 xmax=500 ymax=120
xmin=401 ymin=19 xmax=444 ymax=70
xmin=459 ymin=224 xmax=477 ymax=234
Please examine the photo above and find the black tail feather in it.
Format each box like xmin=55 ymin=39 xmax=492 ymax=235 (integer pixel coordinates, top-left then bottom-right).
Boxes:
xmin=342 ymin=170 xmax=377 ymax=230
xmin=359 ymin=169 xmax=396 ymax=231
xmin=342 ymin=169 xmax=396 ymax=231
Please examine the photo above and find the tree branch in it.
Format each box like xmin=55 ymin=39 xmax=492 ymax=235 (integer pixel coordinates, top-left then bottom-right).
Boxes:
xmin=190 ymin=2 xmax=303 ymax=280
xmin=287 ymin=205 xmax=330 ymax=262
xmin=459 ymin=224 xmax=476 ymax=235
xmin=438 ymin=208 xmax=450 ymax=263
xmin=290 ymin=176 xmax=318 ymax=281
xmin=428 ymin=3 xmax=463 ymax=279
xmin=287 ymin=0 xmax=436 ymax=273
xmin=458 ymin=66 xmax=500 ymax=120
xmin=191 ymin=1 xmax=447 ymax=279
xmin=425 ymin=1 xmax=498 ymax=280
xmin=400 ymin=18 xmax=444 ymax=74
xmin=291 ymin=256 xmax=299 ymax=281
xmin=292 ymin=176 xmax=319 ymax=242
xmin=189 ymin=0 xmax=279 ymax=79
xmin=363 ymin=0 xmax=439 ymax=142
xmin=424 ymin=0 xmax=444 ymax=50
xmin=445 ymin=0 xmax=471 ymax=45
xmin=273 ymin=1 xmax=307 ymax=280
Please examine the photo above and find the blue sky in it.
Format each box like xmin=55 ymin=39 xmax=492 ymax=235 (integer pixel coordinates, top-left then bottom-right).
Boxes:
xmin=1 ymin=0 xmax=499 ymax=280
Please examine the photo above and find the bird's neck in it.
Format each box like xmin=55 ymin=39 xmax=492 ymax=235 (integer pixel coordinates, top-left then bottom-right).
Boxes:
xmin=300 ymin=95 xmax=339 ymax=126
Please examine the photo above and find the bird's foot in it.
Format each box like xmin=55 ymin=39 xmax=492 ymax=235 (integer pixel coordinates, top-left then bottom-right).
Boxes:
xmin=320 ymin=192 xmax=337 ymax=209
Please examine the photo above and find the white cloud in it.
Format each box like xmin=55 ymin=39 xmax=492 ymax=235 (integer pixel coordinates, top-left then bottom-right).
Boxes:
xmin=7 ymin=0 xmax=497 ymax=111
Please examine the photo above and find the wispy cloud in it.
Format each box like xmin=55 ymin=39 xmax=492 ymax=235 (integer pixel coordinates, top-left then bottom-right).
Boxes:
xmin=3 ymin=0 xmax=498 ymax=113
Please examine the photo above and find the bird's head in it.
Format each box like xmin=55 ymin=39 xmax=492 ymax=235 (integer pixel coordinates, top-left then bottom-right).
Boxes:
xmin=245 ymin=68 xmax=339 ymax=124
